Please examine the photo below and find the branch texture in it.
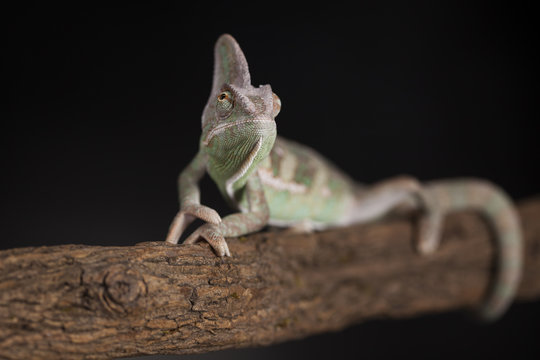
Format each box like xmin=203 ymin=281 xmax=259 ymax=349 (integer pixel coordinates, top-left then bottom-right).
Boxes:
xmin=1 ymin=198 xmax=539 ymax=359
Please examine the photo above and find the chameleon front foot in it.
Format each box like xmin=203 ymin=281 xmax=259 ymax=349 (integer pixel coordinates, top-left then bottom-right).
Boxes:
xmin=165 ymin=204 xmax=222 ymax=245
xmin=184 ymin=223 xmax=231 ymax=257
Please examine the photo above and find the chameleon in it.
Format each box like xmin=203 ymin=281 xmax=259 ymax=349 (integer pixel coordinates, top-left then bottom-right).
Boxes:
xmin=165 ymin=34 xmax=523 ymax=321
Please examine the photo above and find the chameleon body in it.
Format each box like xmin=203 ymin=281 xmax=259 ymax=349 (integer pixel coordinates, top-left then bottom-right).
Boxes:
xmin=166 ymin=34 xmax=523 ymax=321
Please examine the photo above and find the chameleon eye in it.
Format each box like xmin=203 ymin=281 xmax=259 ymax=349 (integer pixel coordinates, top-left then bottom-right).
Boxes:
xmin=216 ymin=91 xmax=234 ymax=118
xmin=272 ymin=92 xmax=281 ymax=118
xmin=218 ymin=92 xmax=230 ymax=101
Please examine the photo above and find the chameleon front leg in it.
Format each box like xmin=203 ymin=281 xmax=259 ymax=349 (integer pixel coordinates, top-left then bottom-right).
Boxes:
xmin=184 ymin=174 xmax=270 ymax=257
xmin=351 ymin=175 xmax=443 ymax=254
xmin=165 ymin=150 xmax=222 ymax=245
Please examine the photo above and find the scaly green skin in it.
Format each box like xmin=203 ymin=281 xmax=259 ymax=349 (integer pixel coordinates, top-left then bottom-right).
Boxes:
xmin=165 ymin=34 xmax=523 ymax=321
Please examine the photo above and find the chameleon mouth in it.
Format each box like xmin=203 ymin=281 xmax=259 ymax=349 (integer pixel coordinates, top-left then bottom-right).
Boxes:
xmin=202 ymin=118 xmax=273 ymax=146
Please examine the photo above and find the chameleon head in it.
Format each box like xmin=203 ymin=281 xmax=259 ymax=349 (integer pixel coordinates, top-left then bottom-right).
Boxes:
xmin=201 ymin=34 xmax=280 ymax=192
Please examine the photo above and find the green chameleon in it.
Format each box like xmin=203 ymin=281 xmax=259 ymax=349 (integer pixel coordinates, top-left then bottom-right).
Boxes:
xmin=166 ymin=34 xmax=522 ymax=321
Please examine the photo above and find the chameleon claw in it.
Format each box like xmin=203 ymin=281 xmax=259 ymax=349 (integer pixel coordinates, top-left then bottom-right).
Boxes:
xmin=184 ymin=223 xmax=231 ymax=257
xmin=165 ymin=212 xmax=194 ymax=244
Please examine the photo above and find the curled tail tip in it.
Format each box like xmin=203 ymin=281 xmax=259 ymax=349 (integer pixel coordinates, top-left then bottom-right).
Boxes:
xmin=474 ymin=279 xmax=520 ymax=322
xmin=426 ymin=179 xmax=523 ymax=321
xmin=475 ymin=301 xmax=512 ymax=323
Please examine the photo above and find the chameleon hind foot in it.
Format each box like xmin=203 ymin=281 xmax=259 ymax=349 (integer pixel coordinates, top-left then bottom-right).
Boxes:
xmin=415 ymin=210 xmax=443 ymax=255
xmin=352 ymin=176 xmax=444 ymax=256
xmin=413 ymin=189 xmax=444 ymax=255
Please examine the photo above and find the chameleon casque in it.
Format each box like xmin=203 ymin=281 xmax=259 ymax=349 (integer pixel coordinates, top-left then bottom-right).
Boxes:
xmin=166 ymin=34 xmax=523 ymax=321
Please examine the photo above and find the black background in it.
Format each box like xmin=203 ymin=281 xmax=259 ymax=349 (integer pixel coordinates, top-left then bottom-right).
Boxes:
xmin=2 ymin=2 xmax=539 ymax=359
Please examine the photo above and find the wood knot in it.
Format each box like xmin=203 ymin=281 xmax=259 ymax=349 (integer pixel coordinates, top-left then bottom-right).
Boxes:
xmin=101 ymin=265 xmax=147 ymax=313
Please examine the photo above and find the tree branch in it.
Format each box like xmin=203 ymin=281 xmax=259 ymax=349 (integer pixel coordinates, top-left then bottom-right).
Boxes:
xmin=1 ymin=197 xmax=539 ymax=359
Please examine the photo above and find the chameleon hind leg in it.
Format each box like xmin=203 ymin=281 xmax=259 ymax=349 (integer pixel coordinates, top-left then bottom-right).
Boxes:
xmin=350 ymin=176 xmax=444 ymax=255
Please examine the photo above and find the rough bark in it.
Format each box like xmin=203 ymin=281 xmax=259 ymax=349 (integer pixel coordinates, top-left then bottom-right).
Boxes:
xmin=0 ymin=197 xmax=539 ymax=360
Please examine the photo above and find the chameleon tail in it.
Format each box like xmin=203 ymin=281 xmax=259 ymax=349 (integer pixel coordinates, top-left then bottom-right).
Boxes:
xmin=425 ymin=179 xmax=523 ymax=321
